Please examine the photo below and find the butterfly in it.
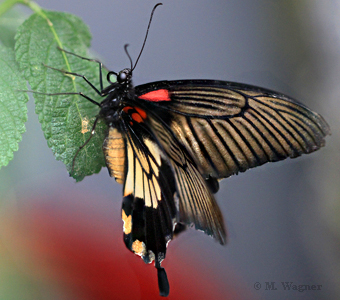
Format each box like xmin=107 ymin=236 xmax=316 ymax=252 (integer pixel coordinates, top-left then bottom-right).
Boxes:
xmin=31 ymin=3 xmax=330 ymax=297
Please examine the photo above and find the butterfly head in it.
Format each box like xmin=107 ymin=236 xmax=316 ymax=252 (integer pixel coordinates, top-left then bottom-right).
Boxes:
xmin=117 ymin=68 xmax=132 ymax=84
xmin=107 ymin=68 xmax=132 ymax=86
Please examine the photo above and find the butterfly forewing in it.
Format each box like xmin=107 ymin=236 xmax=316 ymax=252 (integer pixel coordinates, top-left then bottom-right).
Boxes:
xmin=135 ymin=80 xmax=330 ymax=180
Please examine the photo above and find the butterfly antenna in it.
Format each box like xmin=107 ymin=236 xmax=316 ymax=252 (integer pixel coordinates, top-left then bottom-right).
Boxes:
xmin=124 ymin=44 xmax=133 ymax=70
xmin=131 ymin=2 xmax=162 ymax=71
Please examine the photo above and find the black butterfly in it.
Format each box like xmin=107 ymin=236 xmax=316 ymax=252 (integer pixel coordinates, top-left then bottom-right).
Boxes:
xmin=33 ymin=3 xmax=330 ymax=297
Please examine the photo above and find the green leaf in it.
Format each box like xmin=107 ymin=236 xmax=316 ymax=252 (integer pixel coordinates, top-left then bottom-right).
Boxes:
xmin=0 ymin=44 xmax=28 ymax=168
xmin=15 ymin=10 xmax=107 ymax=181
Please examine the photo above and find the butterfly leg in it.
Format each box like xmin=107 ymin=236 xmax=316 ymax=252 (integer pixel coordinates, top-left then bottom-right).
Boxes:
xmin=22 ymin=90 xmax=101 ymax=107
xmin=57 ymin=46 xmax=107 ymax=92
xmin=43 ymin=63 xmax=103 ymax=96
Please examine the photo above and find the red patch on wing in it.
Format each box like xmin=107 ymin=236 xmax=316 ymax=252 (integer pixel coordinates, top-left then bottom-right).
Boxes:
xmin=123 ymin=106 xmax=133 ymax=113
xmin=123 ymin=106 xmax=147 ymax=123
xmin=138 ymin=89 xmax=171 ymax=102
xmin=134 ymin=107 xmax=147 ymax=119
xmin=131 ymin=113 xmax=143 ymax=123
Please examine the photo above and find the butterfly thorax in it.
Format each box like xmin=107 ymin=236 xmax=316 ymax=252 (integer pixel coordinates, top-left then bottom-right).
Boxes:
xmin=99 ymin=75 xmax=135 ymax=127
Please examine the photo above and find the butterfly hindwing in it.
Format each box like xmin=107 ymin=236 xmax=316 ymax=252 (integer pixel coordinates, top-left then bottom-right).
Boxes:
xmin=135 ymin=80 xmax=330 ymax=180
xmin=103 ymin=107 xmax=178 ymax=269
xmin=145 ymin=115 xmax=226 ymax=245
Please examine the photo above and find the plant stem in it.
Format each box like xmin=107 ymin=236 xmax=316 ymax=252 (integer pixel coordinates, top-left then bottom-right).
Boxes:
xmin=0 ymin=0 xmax=70 ymax=73
xmin=0 ymin=0 xmax=41 ymax=17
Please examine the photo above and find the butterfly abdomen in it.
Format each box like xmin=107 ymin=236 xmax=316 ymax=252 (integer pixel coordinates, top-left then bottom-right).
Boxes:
xmin=103 ymin=127 xmax=126 ymax=184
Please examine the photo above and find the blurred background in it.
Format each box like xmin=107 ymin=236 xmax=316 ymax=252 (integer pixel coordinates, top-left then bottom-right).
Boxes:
xmin=0 ymin=0 xmax=338 ymax=299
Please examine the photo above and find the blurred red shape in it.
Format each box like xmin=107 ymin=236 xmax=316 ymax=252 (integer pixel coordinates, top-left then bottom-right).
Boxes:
xmin=0 ymin=192 xmax=248 ymax=300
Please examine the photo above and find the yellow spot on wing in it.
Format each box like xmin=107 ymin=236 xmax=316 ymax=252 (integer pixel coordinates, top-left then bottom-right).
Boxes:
xmin=124 ymin=143 xmax=134 ymax=196
xmin=132 ymin=240 xmax=146 ymax=256
xmin=122 ymin=210 xmax=132 ymax=235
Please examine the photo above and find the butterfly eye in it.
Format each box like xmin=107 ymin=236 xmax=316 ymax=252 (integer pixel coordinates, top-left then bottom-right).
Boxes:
xmin=118 ymin=72 xmax=127 ymax=82
xmin=116 ymin=68 xmax=132 ymax=84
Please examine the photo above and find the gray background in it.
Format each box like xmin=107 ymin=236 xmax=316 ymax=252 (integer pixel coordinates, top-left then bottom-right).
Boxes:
xmin=1 ymin=1 xmax=339 ymax=299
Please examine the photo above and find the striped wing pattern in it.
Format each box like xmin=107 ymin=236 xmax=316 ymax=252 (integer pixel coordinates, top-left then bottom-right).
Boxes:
xmin=136 ymin=80 xmax=330 ymax=180
xmin=121 ymin=124 xmax=177 ymax=264
xmin=147 ymin=117 xmax=226 ymax=245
